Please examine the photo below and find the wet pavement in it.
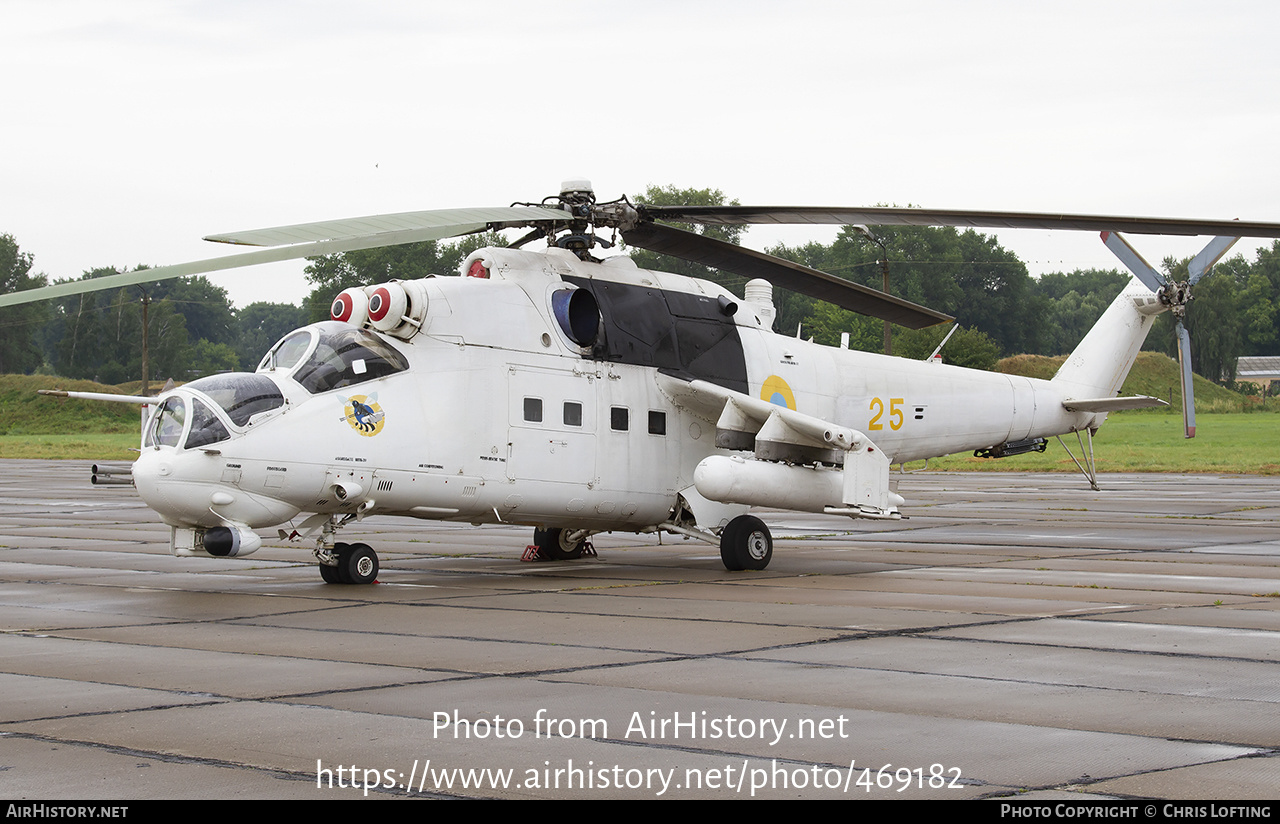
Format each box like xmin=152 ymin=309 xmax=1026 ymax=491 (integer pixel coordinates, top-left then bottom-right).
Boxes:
xmin=1 ymin=461 xmax=1277 ymax=799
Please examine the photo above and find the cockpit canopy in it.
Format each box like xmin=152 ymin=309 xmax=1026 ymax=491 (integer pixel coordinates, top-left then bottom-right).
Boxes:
xmin=145 ymin=373 xmax=285 ymax=450
xmin=143 ymin=323 xmax=410 ymax=451
xmin=258 ymin=321 xmax=409 ymax=394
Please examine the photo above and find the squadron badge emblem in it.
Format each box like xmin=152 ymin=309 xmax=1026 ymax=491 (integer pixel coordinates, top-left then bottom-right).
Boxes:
xmin=338 ymin=394 xmax=385 ymax=437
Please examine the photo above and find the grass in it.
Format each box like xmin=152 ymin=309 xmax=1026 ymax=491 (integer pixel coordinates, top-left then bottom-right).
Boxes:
xmin=0 ymin=375 xmax=144 ymax=459
xmin=3 ymin=366 xmax=1278 ymax=472
xmin=7 ymin=411 xmax=1276 ymax=472
xmin=961 ymin=352 xmax=1280 ymax=474
xmin=999 ymin=351 xmax=1272 ymax=414
xmin=0 ymin=433 xmax=139 ymax=460
xmin=0 ymin=374 xmax=144 ymax=434
xmin=911 ymin=413 xmax=1280 ymax=475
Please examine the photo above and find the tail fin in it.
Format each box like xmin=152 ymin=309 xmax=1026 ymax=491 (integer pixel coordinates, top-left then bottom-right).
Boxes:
xmin=1051 ymin=276 xmax=1166 ymax=401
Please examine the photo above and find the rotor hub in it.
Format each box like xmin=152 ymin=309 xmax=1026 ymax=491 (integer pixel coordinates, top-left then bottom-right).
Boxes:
xmin=558 ymin=179 xmax=596 ymax=218
xmin=1159 ymin=281 xmax=1193 ymax=317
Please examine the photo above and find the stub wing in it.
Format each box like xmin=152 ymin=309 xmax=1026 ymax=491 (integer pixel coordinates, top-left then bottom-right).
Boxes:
xmin=714 ymin=379 xmax=863 ymax=458
xmin=657 ymin=375 xmax=902 ymax=520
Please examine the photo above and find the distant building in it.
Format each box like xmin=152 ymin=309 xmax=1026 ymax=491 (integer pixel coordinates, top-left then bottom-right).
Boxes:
xmin=1235 ymin=356 xmax=1280 ymax=390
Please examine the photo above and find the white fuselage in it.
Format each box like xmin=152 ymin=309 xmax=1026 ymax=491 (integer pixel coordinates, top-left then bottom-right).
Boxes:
xmin=131 ymin=246 xmax=1151 ymax=538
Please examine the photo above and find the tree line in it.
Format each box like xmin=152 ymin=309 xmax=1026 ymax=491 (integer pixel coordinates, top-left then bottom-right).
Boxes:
xmin=2 ymin=186 xmax=1277 ymax=386
xmin=630 ymin=186 xmax=1280 ymax=381
xmin=0 ymin=234 xmax=306 ymax=383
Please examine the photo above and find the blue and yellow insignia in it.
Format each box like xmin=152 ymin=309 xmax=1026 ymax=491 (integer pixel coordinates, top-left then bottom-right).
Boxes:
xmin=760 ymin=375 xmax=795 ymax=410
xmin=339 ymin=393 xmax=385 ymax=437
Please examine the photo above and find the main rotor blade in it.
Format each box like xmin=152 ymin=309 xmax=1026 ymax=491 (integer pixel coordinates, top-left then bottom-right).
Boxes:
xmin=1176 ymin=320 xmax=1196 ymax=439
xmin=639 ymin=205 xmax=1280 ymax=238
xmin=0 ymin=205 xmax=579 ymax=308
xmin=0 ymin=221 xmax=492 ymax=308
xmin=622 ymin=221 xmax=952 ymax=329
xmin=1187 ymin=236 xmax=1240 ymax=285
xmin=1101 ymin=231 xmax=1166 ymax=293
xmin=204 ymin=206 xmax=570 ymax=247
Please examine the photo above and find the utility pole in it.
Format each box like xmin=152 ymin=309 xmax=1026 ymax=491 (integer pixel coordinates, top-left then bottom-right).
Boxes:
xmin=853 ymin=225 xmax=892 ymax=356
xmin=138 ymin=287 xmax=151 ymax=397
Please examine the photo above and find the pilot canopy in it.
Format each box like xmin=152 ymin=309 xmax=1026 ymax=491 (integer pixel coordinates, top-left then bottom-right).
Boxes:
xmin=259 ymin=321 xmax=409 ymax=395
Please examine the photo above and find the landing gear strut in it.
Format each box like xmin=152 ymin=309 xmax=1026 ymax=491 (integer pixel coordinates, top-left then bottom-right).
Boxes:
xmin=319 ymin=541 xmax=379 ymax=584
xmin=719 ymin=515 xmax=773 ymax=571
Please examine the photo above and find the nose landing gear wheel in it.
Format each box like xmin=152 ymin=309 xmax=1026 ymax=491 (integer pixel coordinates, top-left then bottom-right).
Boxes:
xmin=719 ymin=515 xmax=773 ymax=571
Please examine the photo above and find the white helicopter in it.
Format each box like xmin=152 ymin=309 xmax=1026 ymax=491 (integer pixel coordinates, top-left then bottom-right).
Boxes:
xmin=10 ymin=180 xmax=1280 ymax=583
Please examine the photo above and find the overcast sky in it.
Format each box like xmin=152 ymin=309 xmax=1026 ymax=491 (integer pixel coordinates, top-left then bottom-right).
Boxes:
xmin=5 ymin=0 xmax=1279 ymax=309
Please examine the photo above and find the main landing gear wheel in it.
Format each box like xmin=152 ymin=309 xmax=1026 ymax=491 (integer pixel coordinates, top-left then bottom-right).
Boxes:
xmin=319 ymin=557 xmax=342 ymax=583
xmin=320 ymin=541 xmax=379 ymax=584
xmin=533 ymin=527 xmax=585 ymax=560
xmin=719 ymin=515 xmax=773 ymax=571
xmin=340 ymin=542 xmax=379 ymax=584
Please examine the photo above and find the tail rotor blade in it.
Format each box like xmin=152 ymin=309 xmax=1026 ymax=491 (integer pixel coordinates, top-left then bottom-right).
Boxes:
xmin=1175 ymin=320 xmax=1196 ymax=438
xmin=1187 ymin=236 xmax=1240 ymax=284
xmin=1101 ymin=231 xmax=1166 ymax=293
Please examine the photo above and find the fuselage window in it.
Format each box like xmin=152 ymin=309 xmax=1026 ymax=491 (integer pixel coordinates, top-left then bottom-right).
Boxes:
xmin=523 ymin=397 xmax=543 ymax=423
xmin=648 ymin=410 xmax=666 ymax=436
xmin=610 ymin=406 xmax=629 ymax=432
xmin=563 ymin=401 xmax=583 ymax=427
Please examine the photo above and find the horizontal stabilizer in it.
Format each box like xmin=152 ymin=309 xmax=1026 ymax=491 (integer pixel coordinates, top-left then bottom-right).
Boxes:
xmin=1062 ymin=396 xmax=1168 ymax=413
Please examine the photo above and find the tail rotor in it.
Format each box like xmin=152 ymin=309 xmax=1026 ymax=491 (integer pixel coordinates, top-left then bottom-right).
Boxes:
xmin=1100 ymin=231 xmax=1239 ymax=439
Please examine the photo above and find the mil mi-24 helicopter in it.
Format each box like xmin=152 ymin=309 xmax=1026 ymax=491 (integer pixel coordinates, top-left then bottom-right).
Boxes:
xmin=9 ymin=179 xmax=1280 ymax=583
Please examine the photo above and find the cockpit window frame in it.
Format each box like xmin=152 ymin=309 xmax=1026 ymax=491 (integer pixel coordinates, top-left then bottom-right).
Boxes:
xmin=288 ymin=322 xmax=410 ymax=395
xmin=145 ymin=396 xmax=187 ymax=448
xmin=184 ymin=373 xmax=287 ymax=428
xmin=185 ymin=396 xmax=231 ymax=449
xmin=259 ymin=329 xmax=315 ymax=373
